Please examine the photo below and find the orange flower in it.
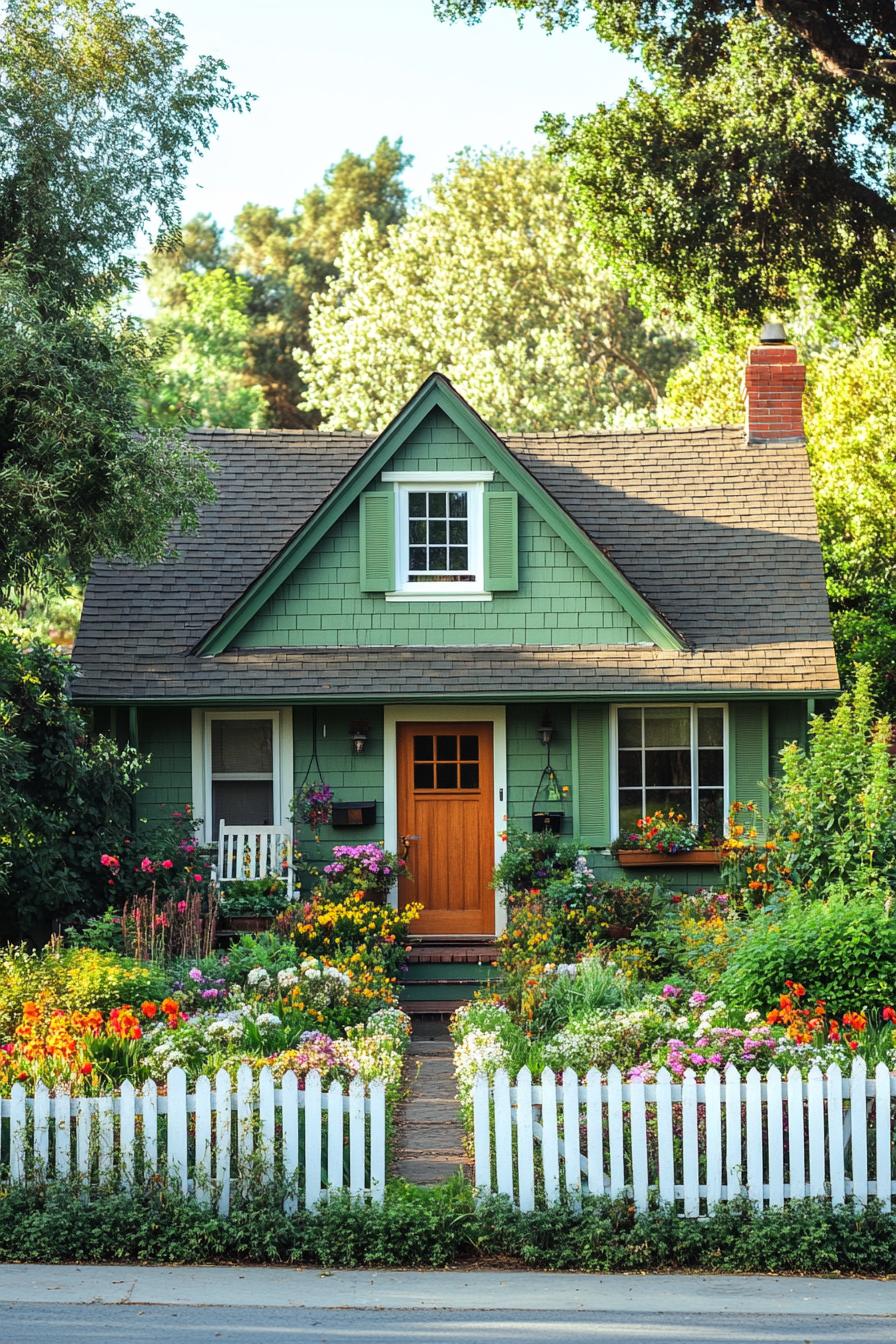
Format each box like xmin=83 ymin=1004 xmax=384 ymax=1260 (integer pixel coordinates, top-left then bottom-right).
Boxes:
xmin=141 ymin=1001 xmax=158 ymax=1019
xmin=79 ymin=1062 xmax=93 ymax=1076
xmin=160 ymin=998 xmax=179 ymax=1016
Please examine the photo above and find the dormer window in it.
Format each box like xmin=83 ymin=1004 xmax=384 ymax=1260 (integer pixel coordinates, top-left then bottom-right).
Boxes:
xmin=383 ymin=470 xmax=492 ymax=599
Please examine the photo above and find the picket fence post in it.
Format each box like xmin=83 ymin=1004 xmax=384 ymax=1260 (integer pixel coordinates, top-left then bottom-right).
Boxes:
xmin=827 ymin=1064 xmax=845 ymax=1207
xmin=606 ymin=1067 xmax=625 ymax=1198
xmin=786 ymin=1067 xmax=805 ymax=1199
xmin=305 ymin=1070 xmax=322 ymax=1209
xmin=585 ymin=1068 xmax=604 ymax=1199
xmin=493 ymin=1068 xmax=513 ymax=1198
xmin=540 ymin=1067 xmax=560 ymax=1207
xmin=562 ymin=1068 xmax=581 ymax=1208
xmin=33 ymin=1082 xmax=50 ymax=1178
xmin=119 ymin=1081 xmax=136 ymax=1188
xmin=215 ymin=1069 xmax=232 ymax=1217
xmin=258 ymin=1067 xmax=276 ymax=1185
xmin=745 ymin=1069 xmax=763 ymax=1207
xmin=516 ymin=1067 xmax=535 ymax=1212
xmin=681 ymin=1069 xmax=699 ymax=1216
xmin=850 ymin=1057 xmax=868 ymax=1207
xmin=724 ymin=1066 xmax=742 ymax=1201
xmin=347 ymin=1075 xmax=365 ymax=1197
xmin=194 ymin=1074 xmax=212 ymax=1206
xmin=53 ymin=1092 xmax=71 ymax=1181
xmin=766 ymin=1067 xmax=784 ymax=1209
xmin=875 ymin=1062 xmax=891 ymax=1211
xmin=9 ymin=1084 xmax=25 ymax=1185
xmin=327 ymin=1079 xmax=344 ymax=1193
xmin=703 ymin=1068 xmax=722 ymax=1210
xmin=807 ymin=1066 xmax=825 ymax=1198
xmin=369 ymin=1078 xmax=386 ymax=1204
xmin=281 ymin=1070 xmax=299 ymax=1214
xmin=629 ymin=1075 xmax=649 ymax=1213
xmin=166 ymin=1067 xmax=188 ymax=1194
xmin=142 ymin=1079 xmax=158 ymax=1178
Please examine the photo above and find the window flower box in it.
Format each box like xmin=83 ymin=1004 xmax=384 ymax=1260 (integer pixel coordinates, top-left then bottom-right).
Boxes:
xmin=616 ymin=847 xmax=722 ymax=867
xmin=532 ymin=809 xmax=565 ymax=834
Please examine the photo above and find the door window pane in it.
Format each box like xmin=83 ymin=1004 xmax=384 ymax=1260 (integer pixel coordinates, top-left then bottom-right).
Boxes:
xmin=459 ymin=762 xmax=479 ymax=788
xmin=436 ymin=762 xmax=458 ymax=789
xmin=413 ymin=762 xmax=434 ymax=789
xmin=459 ymin=735 xmax=478 ymax=761
xmin=413 ymin=735 xmax=434 ymax=761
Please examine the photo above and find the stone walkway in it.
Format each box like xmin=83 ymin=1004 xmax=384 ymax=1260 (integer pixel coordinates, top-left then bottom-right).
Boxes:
xmin=392 ymin=1018 xmax=469 ymax=1185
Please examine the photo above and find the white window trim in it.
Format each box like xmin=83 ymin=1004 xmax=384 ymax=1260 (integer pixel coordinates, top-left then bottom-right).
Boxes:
xmin=387 ymin=476 xmax=489 ymax=601
xmin=609 ymin=702 xmax=729 ymax=838
xmin=381 ymin=470 xmax=494 ymax=483
xmin=383 ymin=704 xmax=508 ymax=933
xmin=191 ymin=708 xmax=293 ymax=844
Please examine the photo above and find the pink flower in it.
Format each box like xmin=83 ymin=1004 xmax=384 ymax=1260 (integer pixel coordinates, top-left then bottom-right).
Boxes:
xmin=161 ymin=859 xmax=174 ymax=870
xmin=661 ymin=984 xmax=682 ymax=1000
xmin=689 ymin=991 xmax=708 ymax=1007
xmin=193 ymin=873 xmax=202 ymax=883
xmin=177 ymin=900 xmax=187 ymax=913
xmin=140 ymin=857 xmax=154 ymax=873
xmin=100 ymin=853 xmax=119 ymax=869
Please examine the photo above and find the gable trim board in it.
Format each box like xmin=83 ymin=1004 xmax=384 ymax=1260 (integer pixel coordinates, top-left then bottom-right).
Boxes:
xmin=194 ymin=375 xmax=685 ymax=657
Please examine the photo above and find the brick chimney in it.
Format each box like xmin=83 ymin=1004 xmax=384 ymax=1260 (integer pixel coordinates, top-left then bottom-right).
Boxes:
xmin=743 ymin=322 xmax=806 ymax=442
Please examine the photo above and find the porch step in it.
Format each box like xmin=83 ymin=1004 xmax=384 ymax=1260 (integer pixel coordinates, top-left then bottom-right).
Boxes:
xmin=402 ymin=961 xmax=495 ymax=983
xmin=406 ymin=938 xmax=498 ymax=965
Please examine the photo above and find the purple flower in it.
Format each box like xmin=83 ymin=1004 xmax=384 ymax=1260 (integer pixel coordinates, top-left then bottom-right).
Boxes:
xmin=662 ymin=984 xmax=682 ymax=1000
xmin=188 ymin=967 xmax=203 ymax=983
xmin=689 ymin=1053 xmax=706 ymax=1066
xmin=710 ymin=1054 xmax=723 ymax=1066
xmin=689 ymin=991 xmax=708 ymax=1007
xmin=201 ymin=988 xmax=220 ymax=1000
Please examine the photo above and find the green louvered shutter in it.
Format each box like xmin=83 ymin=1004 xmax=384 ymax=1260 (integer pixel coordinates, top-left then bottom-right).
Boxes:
xmin=359 ymin=493 xmax=395 ymax=592
xmin=731 ymin=701 xmax=770 ymax=816
xmin=768 ymin=700 xmax=807 ymax=775
xmin=573 ymin=705 xmax=611 ymax=845
xmin=484 ymin=491 xmax=518 ymax=592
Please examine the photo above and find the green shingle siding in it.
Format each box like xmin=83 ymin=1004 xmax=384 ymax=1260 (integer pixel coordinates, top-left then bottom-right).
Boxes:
xmin=237 ymin=410 xmax=648 ymax=650
xmin=135 ymin=708 xmax=192 ymax=821
xmin=293 ymin=706 xmax=385 ymax=867
xmin=506 ymin=705 xmax=572 ymax=834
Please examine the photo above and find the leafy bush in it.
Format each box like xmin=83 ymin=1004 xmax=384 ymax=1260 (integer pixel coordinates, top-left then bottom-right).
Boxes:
xmin=492 ymin=828 xmax=582 ymax=895
xmin=720 ymin=888 xmax=896 ymax=1014
xmin=219 ymin=877 xmax=288 ymax=917
xmin=2 ymin=1181 xmax=896 ymax=1274
xmin=0 ymin=631 xmax=143 ymax=939
xmin=0 ymin=944 xmax=167 ymax=1039
xmin=275 ymin=893 xmax=421 ymax=982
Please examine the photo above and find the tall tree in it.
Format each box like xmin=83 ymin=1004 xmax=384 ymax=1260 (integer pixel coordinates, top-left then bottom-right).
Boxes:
xmin=141 ymin=268 xmax=268 ymax=430
xmin=300 ymin=149 xmax=691 ymax=432
xmin=434 ymin=2 xmax=896 ymax=334
xmin=147 ymin=138 xmax=412 ymax=428
xmin=0 ymin=0 xmax=247 ymax=597
xmin=660 ymin=332 xmax=896 ymax=710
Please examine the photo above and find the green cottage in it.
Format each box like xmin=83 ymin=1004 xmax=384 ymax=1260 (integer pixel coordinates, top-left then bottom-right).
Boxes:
xmin=73 ymin=329 xmax=838 ymax=951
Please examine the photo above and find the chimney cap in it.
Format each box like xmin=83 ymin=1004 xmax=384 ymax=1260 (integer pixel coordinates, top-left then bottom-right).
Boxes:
xmin=760 ymin=320 xmax=787 ymax=345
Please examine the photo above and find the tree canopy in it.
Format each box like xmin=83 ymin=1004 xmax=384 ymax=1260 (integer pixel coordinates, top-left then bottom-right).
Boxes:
xmin=434 ymin=1 xmax=896 ymax=333
xmin=0 ymin=0 xmax=246 ymax=597
xmin=300 ymin=149 xmax=691 ymax=432
xmin=147 ymin=138 xmax=411 ymax=428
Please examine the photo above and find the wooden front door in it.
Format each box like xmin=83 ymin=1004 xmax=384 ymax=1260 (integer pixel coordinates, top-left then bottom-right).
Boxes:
xmin=397 ymin=722 xmax=494 ymax=935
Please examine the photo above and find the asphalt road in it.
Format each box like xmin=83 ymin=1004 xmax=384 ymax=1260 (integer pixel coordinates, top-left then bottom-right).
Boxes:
xmin=0 ymin=1304 xmax=895 ymax=1343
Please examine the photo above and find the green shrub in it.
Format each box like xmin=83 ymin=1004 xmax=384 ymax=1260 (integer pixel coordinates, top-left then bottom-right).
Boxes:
xmin=219 ymin=877 xmax=288 ymax=917
xmin=720 ymin=887 xmax=896 ymax=1014
xmin=1 ymin=1181 xmax=896 ymax=1274
xmin=492 ymin=828 xmax=582 ymax=895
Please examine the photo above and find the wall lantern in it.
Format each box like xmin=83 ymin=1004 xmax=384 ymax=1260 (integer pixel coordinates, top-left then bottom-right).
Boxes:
xmin=350 ymin=722 xmax=370 ymax=755
xmin=537 ymin=714 xmax=554 ymax=749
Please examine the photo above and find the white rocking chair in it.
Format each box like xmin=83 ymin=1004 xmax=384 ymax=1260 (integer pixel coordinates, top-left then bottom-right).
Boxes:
xmin=213 ymin=821 xmax=295 ymax=897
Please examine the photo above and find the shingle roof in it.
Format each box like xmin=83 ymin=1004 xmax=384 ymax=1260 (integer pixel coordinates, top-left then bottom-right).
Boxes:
xmin=72 ymin=424 xmax=839 ymax=701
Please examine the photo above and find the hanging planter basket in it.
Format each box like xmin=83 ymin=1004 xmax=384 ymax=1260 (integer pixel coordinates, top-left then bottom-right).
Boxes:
xmin=531 ymin=809 xmax=565 ymax=834
xmin=531 ymin=762 xmax=568 ymax=836
xmin=294 ymin=711 xmax=333 ymax=831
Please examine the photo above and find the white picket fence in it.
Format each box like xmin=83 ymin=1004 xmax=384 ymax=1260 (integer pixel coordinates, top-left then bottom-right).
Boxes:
xmin=472 ymin=1060 xmax=896 ymax=1215
xmin=1 ymin=1065 xmax=386 ymax=1213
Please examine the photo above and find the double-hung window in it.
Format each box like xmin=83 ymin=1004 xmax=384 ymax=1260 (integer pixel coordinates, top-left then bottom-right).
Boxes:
xmin=614 ymin=704 xmax=727 ymax=835
xmin=384 ymin=472 xmax=490 ymax=598
xmin=207 ymin=713 xmax=278 ymax=830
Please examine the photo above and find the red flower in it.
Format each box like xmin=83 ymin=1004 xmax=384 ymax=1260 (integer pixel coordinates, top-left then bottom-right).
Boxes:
xmin=883 ymin=1006 xmax=896 ymax=1023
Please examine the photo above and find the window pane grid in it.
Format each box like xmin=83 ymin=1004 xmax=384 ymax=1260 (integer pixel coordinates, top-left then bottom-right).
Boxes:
xmin=616 ymin=706 xmax=726 ymax=832
xmin=407 ymin=490 xmax=471 ymax=579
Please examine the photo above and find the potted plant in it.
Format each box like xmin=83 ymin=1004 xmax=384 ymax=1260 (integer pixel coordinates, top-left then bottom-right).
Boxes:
xmin=531 ymin=768 xmax=570 ymax=834
xmin=294 ymin=780 xmax=333 ymax=831
xmin=218 ymin=876 xmax=290 ymax=934
xmin=612 ymin=810 xmax=722 ymax=866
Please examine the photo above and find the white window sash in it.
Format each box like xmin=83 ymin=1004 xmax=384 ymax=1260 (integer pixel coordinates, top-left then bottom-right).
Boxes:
xmin=609 ymin=703 xmax=729 ymax=837
xmin=392 ymin=479 xmax=486 ymax=596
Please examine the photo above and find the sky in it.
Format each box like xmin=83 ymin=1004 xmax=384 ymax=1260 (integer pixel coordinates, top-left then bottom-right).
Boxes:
xmin=132 ymin=0 xmax=635 ymax=228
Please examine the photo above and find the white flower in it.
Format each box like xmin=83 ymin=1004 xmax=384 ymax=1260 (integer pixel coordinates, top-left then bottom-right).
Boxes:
xmin=744 ymin=1010 xmax=761 ymax=1024
xmin=247 ymin=966 xmax=271 ymax=988
xmin=253 ymin=1013 xmax=282 ymax=1028
xmin=277 ymin=968 xmax=299 ymax=989
xmin=304 ymin=967 xmax=323 ymax=980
